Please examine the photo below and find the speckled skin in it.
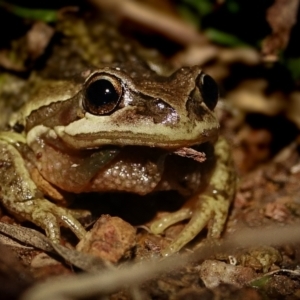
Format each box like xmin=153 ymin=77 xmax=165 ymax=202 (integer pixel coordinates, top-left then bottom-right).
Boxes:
xmin=0 ymin=18 xmax=236 ymax=255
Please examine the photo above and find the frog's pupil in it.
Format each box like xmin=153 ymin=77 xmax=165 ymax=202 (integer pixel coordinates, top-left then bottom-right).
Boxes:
xmin=87 ymin=79 xmax=118 ymax=106
xmin=200 ymin=74 xmax=219 ymax=111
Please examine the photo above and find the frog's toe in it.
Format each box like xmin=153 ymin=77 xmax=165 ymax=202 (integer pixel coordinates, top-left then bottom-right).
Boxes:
xmin=33 ymin=210 xmax=61 ymax=243
xmin=31 ymin=199 xmax=87 ymax=243
xmin=150 ymin=208 xmax=192 ymax=235
xmin=206 ymin=197 xmax=229 ymax=238
xmin=64 ymin=208 xmax=92 ymax=221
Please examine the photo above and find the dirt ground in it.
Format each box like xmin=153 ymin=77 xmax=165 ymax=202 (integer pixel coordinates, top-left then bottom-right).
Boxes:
xmin=0 ymin=1 xmax=300 ymax=299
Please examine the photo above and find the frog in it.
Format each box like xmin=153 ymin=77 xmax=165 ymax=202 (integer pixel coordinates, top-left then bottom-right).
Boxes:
xmin=0 ymin=17 xmax=235 ymax=256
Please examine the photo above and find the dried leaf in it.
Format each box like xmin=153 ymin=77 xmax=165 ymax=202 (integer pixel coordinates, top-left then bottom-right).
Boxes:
xmin=262 ymin=0 xmax=299 ymax=59
xmin=52 ymin=243 xmax=113 ymax=272
xmin=0 ymin=222 xmax=114 ymax=272
xmin=173 ymin=147 xmax=206 ymax=162
xmin=0 ymin=222 xmax=54 ymax=252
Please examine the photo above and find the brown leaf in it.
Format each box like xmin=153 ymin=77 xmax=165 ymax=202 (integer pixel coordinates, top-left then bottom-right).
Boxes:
xmin=0 ymin=222 xmax=111 ymax=272
xmin=52 ymin=243 xmax=112 ymax=272
xmin=27 ymin=22 xmax=54 ymax=61
xmin=173 ymin=147 xmax=206 ymax=163
xmin=262 ymin=0 xmax=299 ymax=59
xmin=0 ymin=222 xmax=54 ymax=252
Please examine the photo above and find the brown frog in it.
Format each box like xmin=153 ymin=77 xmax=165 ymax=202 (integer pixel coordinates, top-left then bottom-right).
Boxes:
xmin=0 ymin=17 xmax=235 ymax=256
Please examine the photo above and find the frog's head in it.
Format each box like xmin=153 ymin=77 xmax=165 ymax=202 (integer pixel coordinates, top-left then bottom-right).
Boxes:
xmin=21 ymin=65 xmax=220 ymax=150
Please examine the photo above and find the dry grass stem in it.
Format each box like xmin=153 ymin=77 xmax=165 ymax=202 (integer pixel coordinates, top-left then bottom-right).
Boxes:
xmin=89 ymin=0 xmax=206 ymax=45
xmin=22 ymin=224 xmax=300 ymax=300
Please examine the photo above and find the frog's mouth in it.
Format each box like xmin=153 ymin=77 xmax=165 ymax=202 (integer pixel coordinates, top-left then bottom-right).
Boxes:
xmin=54 ymin=125 xmax=219 ymax=151
xmin=53 ymin=104 xmax=220 ymax=150
xmin=103 ymin=144 xmax=208 ymax=165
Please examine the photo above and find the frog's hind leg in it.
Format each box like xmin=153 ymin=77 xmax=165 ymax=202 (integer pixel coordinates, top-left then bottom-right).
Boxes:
xmin=150 ymin=137 xmax=236 ymax=256
xmin=0 ymin=139 xmax=86 ymax=243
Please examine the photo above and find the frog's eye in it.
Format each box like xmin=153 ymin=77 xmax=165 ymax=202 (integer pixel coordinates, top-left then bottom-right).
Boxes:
xmin=199 ymin=73 xmax=219 ymax=111
xmin=83 ymin=74 xmax=122 ymax=115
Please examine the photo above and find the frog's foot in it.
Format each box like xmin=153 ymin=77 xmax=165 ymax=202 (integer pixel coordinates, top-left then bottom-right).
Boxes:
xmin=28 ymin=199 xmax=87 ymax=242
xmin=4 ymin=198 xmax=87 ymax=244
xmin=0 ymin=139 xmax=86 ymax=243
xmin=64 ymin=208 xmax=92 ymax=221
xmin=150 ymin=194 xmax=230 ymax=256
xmin=150 ymin=137 xmax=236 ymax=256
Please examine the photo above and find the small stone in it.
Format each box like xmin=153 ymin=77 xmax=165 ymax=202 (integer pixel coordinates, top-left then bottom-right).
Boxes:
xmin=76 ymin=215 xmax=136 ymax=263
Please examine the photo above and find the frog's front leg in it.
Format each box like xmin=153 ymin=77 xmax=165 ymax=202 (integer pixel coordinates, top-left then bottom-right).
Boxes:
xmin=0 ymin=135 xmax=86 ymax=243
xmin=151 ymin=137 xmax=236 ymax=256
